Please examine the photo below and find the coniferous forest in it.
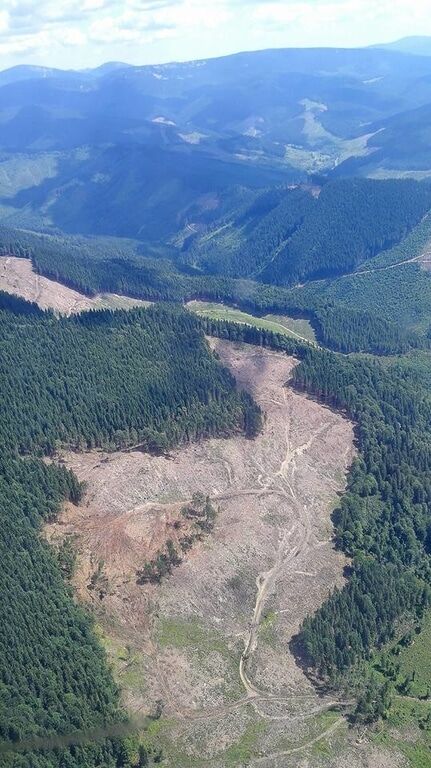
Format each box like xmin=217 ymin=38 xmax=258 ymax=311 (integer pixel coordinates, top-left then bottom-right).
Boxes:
xmin=0 ymin=299 xmax=260 ymax=767
xmin=200 ymin=318 xmax=431 ymax=691
xmin=4 ymin=47 xmax=431 ymax=767
xmin=0 ymin=227 xmax=422 ymax=356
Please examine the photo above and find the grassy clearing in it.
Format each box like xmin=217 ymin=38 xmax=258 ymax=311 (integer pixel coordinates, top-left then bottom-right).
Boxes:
xmin=372 ymin=698 xmax=431 ymax=768
xmin=396 ymin=611 xmax=431 ymax=697
xmin=156 ymin=616 xmax=243 ymax=702
xmin=95 ymin=624 xmax=148 ymax=699
xmin=95 ymin=624 xmax=130 ymax=664
xmin=157 ymin=616 xmax=231 ymax=656
xmin=274 ymin=709 xmax=344 ymax=754
xmin=267 ymin=313 xmax=316 ymax=342
xmin=187 ymin=301 xmax=316 ymax=344
xmin=284 ymin=145 xmax=333 ymax=173
xmin=223 ymin=717 xmax=267 ymax=766
xmin=258 ymin=610 xmax=278 ymax=649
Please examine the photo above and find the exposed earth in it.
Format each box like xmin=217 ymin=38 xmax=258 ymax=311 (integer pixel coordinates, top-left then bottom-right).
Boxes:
xmin=43 ymin=338 xmax=392 ymax=766
xmin=0 ymin=255 xmax=150 ymax=314
xmin=0 ymin=259 xmax=409 ymax=766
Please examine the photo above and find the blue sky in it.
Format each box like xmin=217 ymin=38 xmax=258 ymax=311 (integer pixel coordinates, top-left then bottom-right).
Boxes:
xmin=1 ymin=0 xmax=431 ymax=70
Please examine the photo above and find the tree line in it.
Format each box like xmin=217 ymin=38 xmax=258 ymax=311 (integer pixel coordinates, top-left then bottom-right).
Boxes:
xmin=0 ymin=300 xmax=261 ymax=767
xmin=178 ymin=177 xmax=431 ymax=285
xmin=199 ymin=316 xmax=431 ymax=695
xmin=0 ymin=222 xmax=421 ymax=355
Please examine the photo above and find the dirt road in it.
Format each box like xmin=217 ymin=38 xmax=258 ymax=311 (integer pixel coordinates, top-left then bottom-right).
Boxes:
xmin=46 ymin=339 xmax=356 ymax=763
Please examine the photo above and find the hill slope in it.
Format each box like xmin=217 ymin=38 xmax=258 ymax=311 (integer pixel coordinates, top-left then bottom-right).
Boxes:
xmin=181 ymin=178 xmax=431 ymax=283
xmin=2 ymin=45 xmax=431 ymax=239
xmin=0 ymin=299 xmax=260 ymax=766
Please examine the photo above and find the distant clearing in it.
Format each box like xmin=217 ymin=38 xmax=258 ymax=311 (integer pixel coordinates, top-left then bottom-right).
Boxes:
xmin=187 ymin=300 xmax=317 ymax=344
xmin=0 ymin=256 xmax=151 ymax=315
xmin=47 ymin=339 xmax=356 ymax=765
xmin=0 ymin=152 xmax=58 ymax=198
xmin=282 ymin=99 xmax=374 ymax=173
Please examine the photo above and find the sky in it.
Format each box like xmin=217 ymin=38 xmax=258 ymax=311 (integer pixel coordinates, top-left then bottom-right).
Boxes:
xmin=1 ymin=0 xmax=431 ymax=70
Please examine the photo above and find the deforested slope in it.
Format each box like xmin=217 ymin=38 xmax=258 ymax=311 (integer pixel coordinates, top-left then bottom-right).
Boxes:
xmin=46 ymin=339 xmax=355 ymax=764
xmin=0 ymin=299 xmax=259 ymax=767
xmin=0 ymin=256 xmax=150 ymax=315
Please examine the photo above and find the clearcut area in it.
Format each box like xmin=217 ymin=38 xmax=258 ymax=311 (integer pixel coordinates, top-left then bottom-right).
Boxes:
xmin=0 ymin=255 xmax=150 ymax=314
xmin=46 ymin=339 xmax=365 ymax=765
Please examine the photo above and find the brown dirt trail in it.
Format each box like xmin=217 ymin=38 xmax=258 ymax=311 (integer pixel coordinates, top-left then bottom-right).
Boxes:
xmin=46 ymin=339 xmax=357 ymax=763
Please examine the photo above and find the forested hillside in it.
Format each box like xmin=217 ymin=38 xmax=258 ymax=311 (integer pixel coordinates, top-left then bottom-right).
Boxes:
xmin=293 ymin=351 xmax=431 ymax=679
xmin=0 ymin=299 xmax=259 ymax=767
xmin=1 ymin=299 xmax=259 ymax=454
xmin=297 ymin=211 xmax=431 ymax=333
xmin=180 ymin=185 xmax=315 ymax=277
xmin=264 ymin=178 xmax=431 ymax=283
xmin=0 ymin=227 xmax=423 ymax=355
xmin=182 ymin=178 xmax=431 ymax=283
xmin=199 ymin=317 xmax=431 ymax=713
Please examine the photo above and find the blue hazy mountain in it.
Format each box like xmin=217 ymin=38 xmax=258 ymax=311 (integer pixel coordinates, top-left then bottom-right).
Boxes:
xmin=372 ymin=36 xmax=431 ymax=56
xmin=2 ymin=45 xmax=431 ymax=238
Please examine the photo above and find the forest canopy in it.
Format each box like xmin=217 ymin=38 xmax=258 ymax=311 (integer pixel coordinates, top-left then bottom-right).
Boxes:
xmin=0 ymin=300 xmax=260 ymax=767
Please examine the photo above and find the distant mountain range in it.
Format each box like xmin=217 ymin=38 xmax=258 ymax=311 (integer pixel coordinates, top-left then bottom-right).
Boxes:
xmin=372 ymin=36 xmax=431 ymax=57
xmin=1 ymin=43 xmax=431 ymax=241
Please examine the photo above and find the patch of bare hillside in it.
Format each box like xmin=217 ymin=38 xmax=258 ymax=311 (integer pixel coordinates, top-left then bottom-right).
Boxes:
xmin=419 ymin=238 xmax=431 ymax=271
xmin=45 ymin=340 xmax=367 ymax=764
xmin=0 ymin=256 xmax=150 ymax=314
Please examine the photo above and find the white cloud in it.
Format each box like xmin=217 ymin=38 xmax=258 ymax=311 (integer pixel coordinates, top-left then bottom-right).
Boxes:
xmin=251 ymin=0 xmax=431 ymax=39
xmin=0 ymin=0 xmax=232 ymax=57
xmin=89 ymin=15 xmax=141 ymax=43
xmin=1 ymin=0 xmax=431 ymax=68
xmin=150 ymin=1 xmax=231 ymax=30
xmin=0 ymin=10 xmax=10 ymax=34
xmin=62 ymin=27 xmax=87 ymax=46
xmin=82 ymin=0 xmax=107 ymax=10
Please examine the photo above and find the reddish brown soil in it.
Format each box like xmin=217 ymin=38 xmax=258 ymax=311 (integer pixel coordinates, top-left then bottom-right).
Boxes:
xmin=47 ymin=340 xmax=355 ymax=732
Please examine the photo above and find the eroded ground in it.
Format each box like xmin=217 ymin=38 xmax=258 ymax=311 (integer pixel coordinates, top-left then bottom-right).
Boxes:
xmin=0 ymin=256 xmax=150 ymax=314
xmin=44 ymin=339 xmax=388 ymax=766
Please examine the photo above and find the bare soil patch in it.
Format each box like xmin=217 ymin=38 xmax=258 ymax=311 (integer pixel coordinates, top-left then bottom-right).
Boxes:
xmin=0 ymin=256 xmax=149 ymax=314
xmin=45 ymin=340 xmax=367 ymax=763
xmin=418 ymin=238 xmax=431 ymax=271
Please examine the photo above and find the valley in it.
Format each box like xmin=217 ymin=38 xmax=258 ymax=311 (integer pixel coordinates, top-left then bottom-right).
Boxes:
xmin=45 ymin=339 xmax=358 ymax=764
xmin=3 ymin=37 xmax=431 ymax=768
